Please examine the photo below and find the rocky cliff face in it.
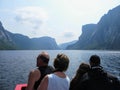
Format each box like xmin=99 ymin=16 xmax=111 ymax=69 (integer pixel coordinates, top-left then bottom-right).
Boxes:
xmin=0 ymin=21 xmax=11 ymax=41
xmin=67 ymin=5 xmax=120 ymax=50
xmin=0 ymin=21 xmax=59 ymax=50
xmin=0 ymin=21 xmax=15 ymax=49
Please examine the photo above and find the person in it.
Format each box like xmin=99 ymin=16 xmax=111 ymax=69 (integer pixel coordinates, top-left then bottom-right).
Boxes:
xmin=37 ymin=53 xmax=70 ymax=90
xmin=70 ymin=63 xmax=90 ymax=90
xmin=26 ymin=51 xmax=54 ymax=90
xmin=78 ymin=55 xmax=120 ymax=90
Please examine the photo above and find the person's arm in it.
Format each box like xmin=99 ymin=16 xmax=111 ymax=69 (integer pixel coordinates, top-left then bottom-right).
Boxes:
xmin=26 ymin=70 xmax=40 ymax=90
xmin=26 ymin=71 xmax=36 ymax=90
xmin=37 ymin=75 xmax=48 ymax=90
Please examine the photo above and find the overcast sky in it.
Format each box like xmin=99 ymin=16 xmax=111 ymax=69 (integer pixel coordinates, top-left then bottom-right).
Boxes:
xmin=0 ymin=0 xmax=119 ymax=44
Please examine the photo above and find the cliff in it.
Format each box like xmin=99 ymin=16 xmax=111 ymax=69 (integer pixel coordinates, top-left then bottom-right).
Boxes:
xmin=0 ymin=21 xmax=59 ymax=50
xmin=0 ymin=21 xmax=15 ymax=49
xmin=67 ymin=5 xmax=120 ymax=50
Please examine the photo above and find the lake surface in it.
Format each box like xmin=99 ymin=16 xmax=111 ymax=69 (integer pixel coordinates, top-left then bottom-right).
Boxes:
xmin=0 ymin=50 xmax=120 ymax=90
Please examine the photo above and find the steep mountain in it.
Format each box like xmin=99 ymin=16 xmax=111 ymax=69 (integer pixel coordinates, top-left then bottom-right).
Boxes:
xmin=0 ymin=21 xmax=15 ymax=49
xmin=67 ymin=5 xmax=120 ymax=50
xmin=0 ymin=21 xmax=59 ymax=50
xmin=67 ymin=24 xmax=97 ymax=49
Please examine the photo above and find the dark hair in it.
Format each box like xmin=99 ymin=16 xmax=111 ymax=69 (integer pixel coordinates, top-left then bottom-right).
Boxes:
xmin=54 ymin=53 xmax=69 ymax=72
xmin=89 ymin=55 xmax=100 ymax=66
xmin=77 ymin=63 xmax=90 ymax=74
xmin=73 ymin=63 xmax=90 ymax=81
xmin=37 ymin=54 xmax=49 ymax=64
xmin=70 ymin=63 xmax=90 ymax=90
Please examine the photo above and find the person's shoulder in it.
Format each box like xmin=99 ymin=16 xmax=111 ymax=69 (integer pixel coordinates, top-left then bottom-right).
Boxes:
xmin=47 ymin=73 xmax=56 ymax=79
xmin=29 ymin=69 xmax=40 ymax=77
xmin=42 ymin=74 xmax=49 ymax=83
xmin=30 ymin=68 xmax=39 ymax=73
xmin=44 ymin=75 xmax=49 ymax=79
xmin=47 ymin=73 xmax=53 ymax=77
xmin=37 ymin=75 xmax=49 ymax=90
xmin=28 ymin=69 xmax=41 ymax=82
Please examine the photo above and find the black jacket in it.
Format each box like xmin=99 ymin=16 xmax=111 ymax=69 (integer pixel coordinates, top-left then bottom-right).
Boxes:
xmin=75 ymin=66 xmax=120 ymax=90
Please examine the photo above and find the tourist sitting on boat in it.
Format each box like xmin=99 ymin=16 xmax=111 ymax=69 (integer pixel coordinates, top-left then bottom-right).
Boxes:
xmin=37 ymin=53 xmax=70 ymax=90
xmin=76 ymin=55 xmax=120 ymax=90
xmin=26 ymin=51 xmax=54 ymax=90
xmin=70 ymin=63 xmax=90 ymax=90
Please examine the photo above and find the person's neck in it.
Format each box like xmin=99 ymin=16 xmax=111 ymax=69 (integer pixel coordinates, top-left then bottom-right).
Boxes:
xmin=54 ymin=71 xmax=66 ymax=78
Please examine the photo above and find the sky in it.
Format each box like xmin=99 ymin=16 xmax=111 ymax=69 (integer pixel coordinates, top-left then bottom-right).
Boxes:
xmin=0 ymin=0 xmax=120 ymax=44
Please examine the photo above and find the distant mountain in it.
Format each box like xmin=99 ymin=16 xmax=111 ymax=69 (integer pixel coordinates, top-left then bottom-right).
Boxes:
xmin=0 ymin=21 xmax=59 ymax=50
xmin=0 ymin=21 xmax=15 ymax=49
xmin=67 ymin=5 xmax=120 ymax=50
xmin=31 ymin=37 xmax=59 ymax=50
xmin=59 ymin=40 xmax=77 ymax=50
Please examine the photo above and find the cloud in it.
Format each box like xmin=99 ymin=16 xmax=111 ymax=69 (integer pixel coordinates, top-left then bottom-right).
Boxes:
xmin=14 ymin=6 xmax=48 ymax=29
xmin=63 ymin=32 xmax=74 ymax=38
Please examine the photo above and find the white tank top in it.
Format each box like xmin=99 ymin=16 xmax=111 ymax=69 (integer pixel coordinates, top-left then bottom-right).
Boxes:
xmin=47 ymin=74 xmax=70 ymax=90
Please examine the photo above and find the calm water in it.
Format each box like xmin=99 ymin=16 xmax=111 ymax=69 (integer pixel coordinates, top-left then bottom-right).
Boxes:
xmin=0 ymin=50 xmax=120 ymax=90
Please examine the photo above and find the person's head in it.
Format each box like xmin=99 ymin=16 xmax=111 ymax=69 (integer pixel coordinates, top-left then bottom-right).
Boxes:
xmin=36 ymin=51 xmax=50 ymax=67
xmin=54 ymin=53 xmax=69 ymax=72
xmin=89 ymin=55 xmax=100 ymax=67
xmin=72 ymin=63 xmax=90 ymax=82
xmin=77 ymin=63 xmax=90 ymax=74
